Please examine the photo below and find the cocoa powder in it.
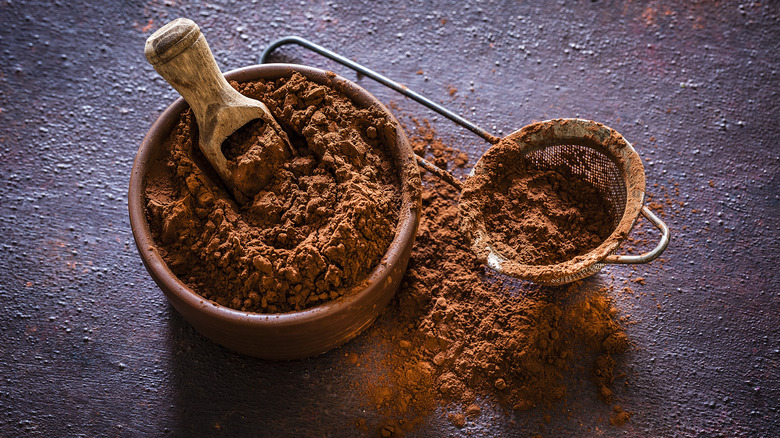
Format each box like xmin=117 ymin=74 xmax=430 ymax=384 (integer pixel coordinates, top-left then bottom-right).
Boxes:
xmin=345 ymin=122 xmax=630 ymax=435
xmin=464 ymin=143 xmax=615 ymax=266
xmin=144 ymin=72 xmax=401 ymax=313
xmin=222 ymin=118 xmax=290 ymax=201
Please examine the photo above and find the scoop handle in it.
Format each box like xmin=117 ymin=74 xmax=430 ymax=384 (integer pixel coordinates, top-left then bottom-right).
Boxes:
xmin=144 ymin=18 xmax=236 ymax=131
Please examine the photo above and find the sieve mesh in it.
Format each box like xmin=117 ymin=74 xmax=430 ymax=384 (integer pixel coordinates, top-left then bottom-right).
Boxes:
xmin=524 ymin=144 xmax=627 ymax=235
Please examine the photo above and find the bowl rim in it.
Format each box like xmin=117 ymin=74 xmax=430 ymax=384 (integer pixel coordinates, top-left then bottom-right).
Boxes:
xmin=129 ymin=63 xmax=420 ymax=329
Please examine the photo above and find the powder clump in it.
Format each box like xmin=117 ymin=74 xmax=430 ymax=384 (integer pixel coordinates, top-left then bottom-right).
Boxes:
xmin=144 ymin=72 xmax=401 ymax=313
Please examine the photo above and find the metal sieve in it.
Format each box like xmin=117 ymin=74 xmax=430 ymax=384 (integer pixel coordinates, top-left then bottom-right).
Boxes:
xmin=260 ymin=37 xmax=669 ymax=285
xmin=459 ymin=118 xmax=668 ymax=284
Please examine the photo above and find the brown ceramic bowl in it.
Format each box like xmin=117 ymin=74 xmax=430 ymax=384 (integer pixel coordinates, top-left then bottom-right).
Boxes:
xmin=128 ymin=64 xmax=421 ymax=360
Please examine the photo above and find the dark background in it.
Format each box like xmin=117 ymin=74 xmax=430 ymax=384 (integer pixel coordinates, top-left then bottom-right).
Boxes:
xmin=1 ymin=0 xmax=778 ymax=436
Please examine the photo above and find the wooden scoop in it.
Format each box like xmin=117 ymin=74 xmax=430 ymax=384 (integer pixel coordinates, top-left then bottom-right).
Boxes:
xmin=145 ymin=18 xmax=293 ymax=203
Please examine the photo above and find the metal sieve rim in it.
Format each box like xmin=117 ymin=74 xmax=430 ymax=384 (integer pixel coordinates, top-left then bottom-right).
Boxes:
xmin=458 ymin=118 xmax=646 ymax=284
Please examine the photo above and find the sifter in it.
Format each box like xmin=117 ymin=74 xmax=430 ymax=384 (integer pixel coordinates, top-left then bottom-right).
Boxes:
xmin=260 ymin=37 xmax=669 ymax=285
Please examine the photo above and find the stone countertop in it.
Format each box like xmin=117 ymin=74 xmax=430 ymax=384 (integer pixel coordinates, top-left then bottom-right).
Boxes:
xmin=1 ymin=1 xmax=777 ymax=436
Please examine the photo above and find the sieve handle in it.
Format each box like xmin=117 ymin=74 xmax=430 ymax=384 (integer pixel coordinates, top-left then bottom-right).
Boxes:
xmin=415 ymin=156 xmax=463 ymax=191
xmin=603 ymin=206 xmax=670 ymax=264
xmin=260 ymin=36 xmax=473 ymax=191
xmin=259 ymin=36 xmax=500 ymax=145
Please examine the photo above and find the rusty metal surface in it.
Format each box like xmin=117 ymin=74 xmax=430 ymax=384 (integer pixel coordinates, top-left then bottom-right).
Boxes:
xmin=0 ymin=1 xmax=778 ymax=436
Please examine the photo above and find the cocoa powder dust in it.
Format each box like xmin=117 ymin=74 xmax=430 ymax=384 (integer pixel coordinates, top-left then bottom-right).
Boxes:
xmin=144 ymin=73 xmax=401 ymax=313
xmin=343 ymin=120 xmax=630 ymax=435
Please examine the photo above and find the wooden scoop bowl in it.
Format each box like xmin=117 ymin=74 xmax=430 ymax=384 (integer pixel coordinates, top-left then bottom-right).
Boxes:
xmin=145 ymin=18 xmax=293 ymax=203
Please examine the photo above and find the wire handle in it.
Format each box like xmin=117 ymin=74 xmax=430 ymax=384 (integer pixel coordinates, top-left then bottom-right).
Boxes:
xmin=603 ymin=207 xmax=670 ymax=264
xmin=261 ymin=36 xmax=474 ymax=191
xmin=260 ymin=36 xmax=500 ymax=145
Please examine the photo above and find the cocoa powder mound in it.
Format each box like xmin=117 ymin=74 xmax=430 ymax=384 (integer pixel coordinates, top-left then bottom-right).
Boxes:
xmin=144 ymin=72 xmax=401 ymax=313
xmin=346 ymin=123 xmax=630 ymax=435
xmin=222 ymin=118 xmax=290 ymax=200
xmin=467 ymin=150 xmax=615 ymax=266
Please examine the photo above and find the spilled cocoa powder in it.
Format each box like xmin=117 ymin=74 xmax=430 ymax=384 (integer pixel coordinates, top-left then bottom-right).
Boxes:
xmin=144 ymin=72 xmax=401 ymax=313
xmin=609 ymin=405 xmax=633 ymax=426
xmin=344 ymin=122 xmax=630 ymax=435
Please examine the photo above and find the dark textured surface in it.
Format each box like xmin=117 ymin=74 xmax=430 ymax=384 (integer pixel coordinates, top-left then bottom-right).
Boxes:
xmin=1 ymin=1 xmax=778 ymax=436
